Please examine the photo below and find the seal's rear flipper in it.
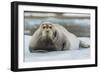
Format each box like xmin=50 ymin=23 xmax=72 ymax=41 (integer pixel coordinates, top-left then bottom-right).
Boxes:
xmin=79 ymin=40 xmax=90 ymax=48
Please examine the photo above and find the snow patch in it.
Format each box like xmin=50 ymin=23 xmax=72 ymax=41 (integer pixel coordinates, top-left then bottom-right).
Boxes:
xmin=24 ymin=35 xmax=90 ymax=62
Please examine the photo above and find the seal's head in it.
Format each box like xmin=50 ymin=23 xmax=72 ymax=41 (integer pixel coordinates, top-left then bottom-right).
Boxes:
xmin=40 ymin=22 xmax=57 ymax=41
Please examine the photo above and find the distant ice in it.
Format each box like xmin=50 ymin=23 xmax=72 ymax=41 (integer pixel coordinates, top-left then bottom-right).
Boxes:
xmin=24 ymin=35 xmax=90 ymax=62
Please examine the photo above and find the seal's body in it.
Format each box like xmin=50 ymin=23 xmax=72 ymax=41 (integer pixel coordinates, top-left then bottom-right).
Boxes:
xmin=29 ymin=22 xmax=89 ymax=52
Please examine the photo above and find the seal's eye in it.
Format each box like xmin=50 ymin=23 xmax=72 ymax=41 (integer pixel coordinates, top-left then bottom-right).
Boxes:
xmin=49 ymin=26 xmax=52 ymax=29
xmin=43 ymin=26 xmax=46 ymax=29
xmin=48 ymin=24 xmax=52 ymax=29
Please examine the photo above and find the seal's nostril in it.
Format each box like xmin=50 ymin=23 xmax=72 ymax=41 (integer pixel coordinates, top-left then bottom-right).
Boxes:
xmin=46 ymin=30 xmax=49 ymax=32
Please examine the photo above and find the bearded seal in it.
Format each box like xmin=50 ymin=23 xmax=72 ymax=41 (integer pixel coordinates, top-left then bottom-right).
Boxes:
xmin=29 ymin=22 xmax=89 ymax=52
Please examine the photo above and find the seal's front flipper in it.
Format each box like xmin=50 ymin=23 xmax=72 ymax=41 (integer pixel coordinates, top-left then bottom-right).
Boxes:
xmin=79 ymin=40 xmax=90 ymax=48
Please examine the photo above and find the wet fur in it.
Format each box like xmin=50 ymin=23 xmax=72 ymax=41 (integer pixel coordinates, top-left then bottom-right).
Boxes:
xmin=29 ymin=22 xmax=90 ymax=53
